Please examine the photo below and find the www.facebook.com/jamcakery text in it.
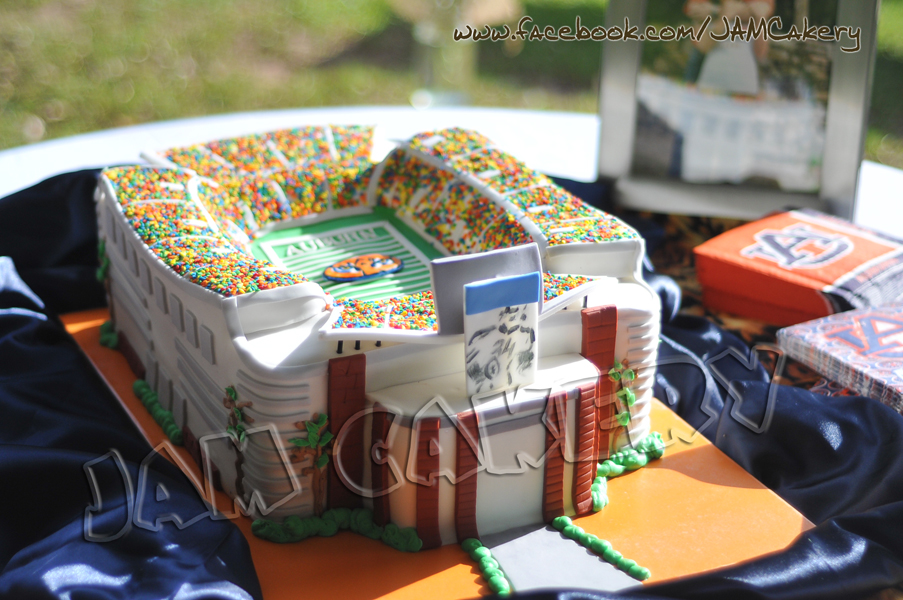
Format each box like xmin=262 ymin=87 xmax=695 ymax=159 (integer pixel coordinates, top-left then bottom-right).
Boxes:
xmin=454 ymin=16 xmax=862 ymax=53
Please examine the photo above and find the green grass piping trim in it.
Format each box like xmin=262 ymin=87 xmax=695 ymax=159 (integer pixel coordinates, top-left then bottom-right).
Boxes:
xmin=252 ymin=508 xmax=423 ymax=552
xmin=460 ymin=538 xmax=512 ymax=596
xmin=592 ymin=431 xmax=666 ymax=512
xmin=133 ymin=380 xmax=183 ymax=445
xmin=551 ymin=516 xmax=651 ymax=581
xmin=597 ymin=431 xmax=665 ymax=479
xmin=99 ymin=321 xmax=119 ymax=349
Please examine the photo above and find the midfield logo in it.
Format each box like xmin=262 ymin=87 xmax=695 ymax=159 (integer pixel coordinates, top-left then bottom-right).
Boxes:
xmin=828 ymin=315 xmax=903 ymax=359
xmin=741 ymin=224 xmax=853 ymax=269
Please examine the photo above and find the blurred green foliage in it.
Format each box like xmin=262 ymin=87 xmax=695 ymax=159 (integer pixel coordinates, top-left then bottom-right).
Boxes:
xmin=867 ymin=0 xmax=903 ymax=168
xmin=878 ymin=0 xmax=903 ymax=57
xmin=0 ymin=0 xmax=597 ymax=150
xmin=476 ymin=0 xmax=606 ymax=91
xmin=0 ymin=0 xmax=901 ymax=171
xmin=0 ymin=0 xmax=405 ymax=147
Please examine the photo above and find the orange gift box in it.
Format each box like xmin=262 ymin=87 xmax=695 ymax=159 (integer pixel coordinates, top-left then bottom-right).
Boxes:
xmin=694 ymin=209 xmax=903 ymax=326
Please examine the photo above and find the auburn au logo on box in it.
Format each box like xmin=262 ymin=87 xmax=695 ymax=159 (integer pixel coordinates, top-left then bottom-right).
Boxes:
xmin=694 ymin=209 xmax=903 ymax=326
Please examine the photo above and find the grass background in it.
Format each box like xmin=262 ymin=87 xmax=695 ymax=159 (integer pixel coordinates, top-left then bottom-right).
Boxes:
xmin=1 ymin=0 xmax=902 ymax=170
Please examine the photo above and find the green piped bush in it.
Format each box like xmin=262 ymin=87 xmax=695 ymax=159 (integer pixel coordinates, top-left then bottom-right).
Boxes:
xmin=99 ymin=320 xmax=118 ymax=349
xmin=133 ymin=380 xmax=183 ymax=445
xmin=349 ymin=507 xmax=383 ymax=540
xmin=636 ymin=431 xmax=666 ymax=459
xmin=380 ymin=523 xmax=422 ymax=553
xmin=591 ymin=476 xmax=608 ymax=512
xmin=252 ymin=508 xmax=423 ymax=552
xmin=591 ymin=432 xmax=666 ymax=512
xmin=597 ymin=432 xmax=666 ymax=479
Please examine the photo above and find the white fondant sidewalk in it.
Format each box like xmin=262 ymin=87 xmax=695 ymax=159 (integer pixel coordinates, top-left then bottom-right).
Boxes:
xmin=484 ymin=524 xmax=641 ymax=593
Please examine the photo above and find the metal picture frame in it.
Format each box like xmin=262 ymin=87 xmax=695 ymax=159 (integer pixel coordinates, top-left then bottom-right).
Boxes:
xmin=597 ymin=0 xmax=879 ymax=220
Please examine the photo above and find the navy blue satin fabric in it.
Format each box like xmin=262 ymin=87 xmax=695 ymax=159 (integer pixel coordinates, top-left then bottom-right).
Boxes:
xmin=0 ymin=172 xmax=262 ymax=599
xmin=0 ymin=170 xmax=106 ymax=314
xmin=2 ymin=170 xmax=903 ymax=599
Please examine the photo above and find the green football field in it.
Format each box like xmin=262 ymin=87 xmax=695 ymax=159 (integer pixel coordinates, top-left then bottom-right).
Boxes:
xmin=251 ymin=207 xmax=444 ymax=302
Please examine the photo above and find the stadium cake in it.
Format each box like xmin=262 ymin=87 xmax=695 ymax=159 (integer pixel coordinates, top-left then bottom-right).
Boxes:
xmin=94 ymin=126 xmax=663 ymax=581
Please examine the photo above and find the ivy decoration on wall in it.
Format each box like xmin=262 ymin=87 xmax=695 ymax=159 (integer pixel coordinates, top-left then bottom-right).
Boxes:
xmin=96 ymin=239 xmax=110 ymax=282
xmin=223 ymin=385 xmax=254 ymax=449
xmin=608 ymin=359 xmax=638 ymax=439
xmin=289 ymin=413 xmax=334 ymax=516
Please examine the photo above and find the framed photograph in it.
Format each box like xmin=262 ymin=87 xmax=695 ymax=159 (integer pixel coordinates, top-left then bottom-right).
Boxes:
xmin=598 ymin=0 xmax=879 ymax=219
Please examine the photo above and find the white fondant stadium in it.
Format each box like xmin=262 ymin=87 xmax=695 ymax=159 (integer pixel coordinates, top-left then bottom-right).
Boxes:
xmin=95 ymin=126 xmax=660 ymax=548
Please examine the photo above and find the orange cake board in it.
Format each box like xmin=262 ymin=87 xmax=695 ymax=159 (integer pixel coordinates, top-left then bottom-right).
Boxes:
xmin=64 ymin=308 xmax=813 ymax=599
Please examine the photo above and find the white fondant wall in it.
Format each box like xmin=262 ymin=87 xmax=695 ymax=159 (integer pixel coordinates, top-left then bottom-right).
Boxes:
xmin=585 ymin=279 xmax=660 ymax=451
xmin=364 ymin=353 xmax=600 ymax=543
xmin=544 ymin=239 xmax=644 ymax=281
xmin=97 ymin=175 xmax=335 ymax=520
xmin=474 ymin=422 xmax=547 ymax=537
xmin=365 ymin=342 xmax=465 ymax=394
xmin=97 ymin=157 xmax=660 ymax=541
xmin=537 ymin=310 xmax=583 ymax=358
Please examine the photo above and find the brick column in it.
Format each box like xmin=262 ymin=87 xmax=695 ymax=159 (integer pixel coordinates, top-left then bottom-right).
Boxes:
xmin=580 ymin=305 xmax=618 ymax=373
xmin=542 ymin=391 xmax=568 ymax=522
xmin=573 ymin=383 xmax=598 ymax=516
xmin=371 ymin=404 xmax=392 ymax=527
xmin=581 ymin=305 xmax=619 ymax=460
xmin=454 ymin=410 xmax=480 ymax=541
xmin=327 ymin=354 xmax=367 ymax=510
xmin=415 ymin=417 xmax=442 ymax=550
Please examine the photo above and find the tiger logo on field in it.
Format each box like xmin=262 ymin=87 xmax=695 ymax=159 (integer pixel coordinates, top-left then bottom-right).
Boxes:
xmin=323 ymin=253 xmax=403 ymax=282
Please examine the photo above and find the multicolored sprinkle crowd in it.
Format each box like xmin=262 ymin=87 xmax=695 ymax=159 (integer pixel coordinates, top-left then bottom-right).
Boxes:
xmin=103 ymin=126 xmax=637 ymax=330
